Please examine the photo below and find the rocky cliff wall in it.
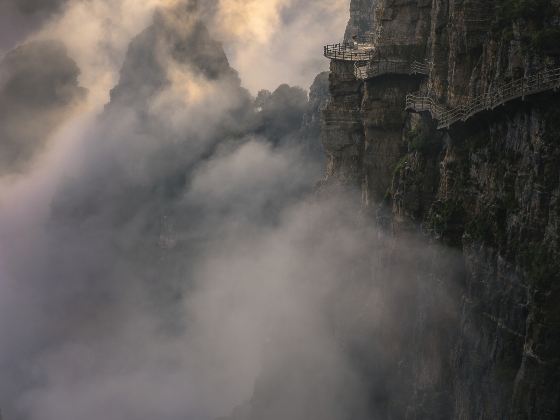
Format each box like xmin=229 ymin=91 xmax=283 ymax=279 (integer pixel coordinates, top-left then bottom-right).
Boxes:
xmin=345 ymin=0 xmax=377 ymax=40
xmin=322 ymin=0 xmax=560 ymax=418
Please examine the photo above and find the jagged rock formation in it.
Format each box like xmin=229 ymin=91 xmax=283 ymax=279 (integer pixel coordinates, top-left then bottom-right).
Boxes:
xmin=345 ymin=0 xmax=377 ymax=40
xmin=54 ymin=1 xmax=322 ymax=262
xmin=322 ymin=0 xmax=560 ymax=419
xmin=254 ymin=84 xmax=308 ymax=145
xmin=107 ymin=2 xmax=248 ymax=113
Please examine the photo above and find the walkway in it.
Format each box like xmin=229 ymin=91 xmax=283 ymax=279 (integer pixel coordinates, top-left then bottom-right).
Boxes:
xmin=354 ymin=59 xmax=430 ymax=80
xmin=323 ymin=33 xmax=419 ymax=62
xmin=405 ymin=67 xmax=560 ymax=129
xmin=324 ymin=41 xmax=376 ymax=61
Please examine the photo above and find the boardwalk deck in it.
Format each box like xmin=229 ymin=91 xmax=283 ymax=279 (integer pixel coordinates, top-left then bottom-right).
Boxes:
xmin=405 ymin=67 xmax=560 ymax=129
xmin=354 ymin=59 xmax=430 ymax=80
xmin=323 ymin=33 xmax=420 ymax=62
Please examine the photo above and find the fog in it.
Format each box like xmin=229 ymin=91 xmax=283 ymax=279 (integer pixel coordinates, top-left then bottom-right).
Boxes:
xmin=201 ymin=0 xmax=348 ymax=93
xmin=0 ymin=1 xmax=460 ymax=419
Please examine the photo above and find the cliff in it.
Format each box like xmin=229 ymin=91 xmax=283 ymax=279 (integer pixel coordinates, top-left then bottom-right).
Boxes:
xmin=322 ymin=0 xmax=560 ymax=419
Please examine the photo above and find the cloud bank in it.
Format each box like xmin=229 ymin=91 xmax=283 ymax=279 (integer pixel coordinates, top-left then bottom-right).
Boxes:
xmin=0 ymin=0 xmax=68 ymax=53
xmin=201 ymin=0 xmax=349 ymax=93
xmin=0 ymin=3 xmax=326 ymax=418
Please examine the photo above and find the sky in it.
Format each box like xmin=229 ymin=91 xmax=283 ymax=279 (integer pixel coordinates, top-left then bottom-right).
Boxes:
xmin=204 ymin=0 xmax=348 ymax=92
xmin=0 ymin=1 xmax=461 ymax=419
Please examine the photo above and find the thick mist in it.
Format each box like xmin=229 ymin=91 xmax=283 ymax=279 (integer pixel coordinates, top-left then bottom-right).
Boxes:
xmin=199 ymin=0 xmax=348 ymax=93
xmin=0 ymin=1 xmax=462 ymax=419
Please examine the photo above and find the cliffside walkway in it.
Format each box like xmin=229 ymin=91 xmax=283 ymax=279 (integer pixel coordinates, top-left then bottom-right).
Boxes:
xmin=324 ymin=41 xmax=376 ymax=61
xmin=323 ymin=34 xmax=418 ymax=62
xmin=354 ymin=59 xmax=430 ymax=80
xmin=405 ymin=67 xmax=560 ymax=129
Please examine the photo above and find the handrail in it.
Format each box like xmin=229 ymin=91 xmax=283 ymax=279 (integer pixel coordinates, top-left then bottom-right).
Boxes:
xmin=354 ymin=59 xmax=430 ymax=80
xmin=324 ymin=42 xmax=375 ymax=61
xmin=405 ymin=67 xmax=560 ymax=129
xmin=323 ymin=32 xmax=421 ymax=62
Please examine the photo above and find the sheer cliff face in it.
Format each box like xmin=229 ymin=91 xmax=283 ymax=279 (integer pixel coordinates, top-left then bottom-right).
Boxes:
xmin=345 ymin=0 xmax=376 ymax=39
xmin=323 ymin=0 xmax=432 ymax=201
xmin=323 ymin=0 xmax=560 ymax=419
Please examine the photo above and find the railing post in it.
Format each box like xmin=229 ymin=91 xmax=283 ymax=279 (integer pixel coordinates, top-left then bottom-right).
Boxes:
xmin=404 ymin=66 xmax=560 ymax=130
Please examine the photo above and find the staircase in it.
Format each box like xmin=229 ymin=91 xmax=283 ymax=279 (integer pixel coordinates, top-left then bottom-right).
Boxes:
xmin=405 ymin=67 xmax=560 ymax=129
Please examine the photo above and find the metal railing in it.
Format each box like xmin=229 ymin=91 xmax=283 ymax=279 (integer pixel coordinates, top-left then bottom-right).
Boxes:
xmin=324 ymin=42 xmax=375 ymax=61
xmin=405 ymin=67 xmax=560 ymax=129
xmin=323 ymin=32 xmax=421 ymax=62
xmin=354 ymin=59 xmax=430 ymax=80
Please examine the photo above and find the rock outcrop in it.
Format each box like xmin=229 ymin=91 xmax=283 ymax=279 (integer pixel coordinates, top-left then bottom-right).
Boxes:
xmin=322 ymin=0 xmax=560 ymax=419
xmin=107 ymin=2 xmax=248 ymax=112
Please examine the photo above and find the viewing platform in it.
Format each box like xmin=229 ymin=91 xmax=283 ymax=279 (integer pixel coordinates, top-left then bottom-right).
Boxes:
xmin=324 ymin=38 xmax=376 ymax=62
xmin=323 ymin=33 xmax=419 ymax=62
xmin=354 ymin=59 xmax=430 ymax=80
xmin=405 ymin=67 xmax=560 ymax=129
